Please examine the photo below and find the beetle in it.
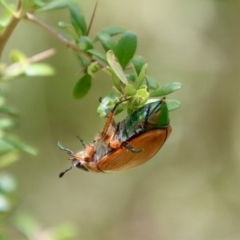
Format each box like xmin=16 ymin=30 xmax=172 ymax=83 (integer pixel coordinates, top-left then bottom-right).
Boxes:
xmin=58 ymin=98 xmax=172 ymax=177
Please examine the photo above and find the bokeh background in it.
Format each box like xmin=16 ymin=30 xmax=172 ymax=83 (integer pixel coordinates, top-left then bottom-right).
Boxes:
xmin=2 ymin=0 xmax=240 ymax=239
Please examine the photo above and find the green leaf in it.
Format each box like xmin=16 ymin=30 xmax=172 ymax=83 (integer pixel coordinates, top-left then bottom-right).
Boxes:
xmin=69 ymin=3 xmax=87 ymax=36
xmin=0 ymin=106 xmax=17 ymax=116
xmin=33 ymin=0 xmax=45 ymax=8
xmin=145 ymin=76 xmax=159 ymax=90
xmin=94 ymin=26 xmax=125 ymax=41
xmin=20 ymin=0 xmax=37 ymax=14
xmin=52 ymin=224 xmax=77 ymax=240
xmin=78 ymin=36 xmax=93 ymax=52
xmin=166 ymin=99 xmax=181 ymax=111
xmin=0 ymin=194 xmax=10 ymax=212
xmin=97 ymin=93 xmax=121 ymax=118
xmin=73 ymin=74 xmax=92 ymax=99
xmin=0 ymin=1 xmax=18 ymax=17
xmin=58 ymin=21 xmax=72 ymax=28
xmin=135 ymin=88 xmax=149 ymax=105
xmin=113 ymin=31 xmax=137 ymax=69
xmin=75 ymin=54 xmax=86 ymax=67
xmin=13 ymin=213 xmax=40 ymax=239
xmin=0 ymin=151 xmax=19 ymax=168
xmin=0 ymin=118 xmax=14 ymax=129
xmin=10 ymin=50 xmax=27 ymax=63
xmin=150 ymin=82 xmax=182 ymax=97
xmin=126 ymin=73 xmax=136 ymax=83
xmin=25 ymin=63 xmax=55 ymax=76
xmin=0 ymin=4 xmax=14 ymax=31
xmin=4 ymin=137 xmax=37 ymax=155
xmin=87 ymin=49 xmax=107 ymax=63
xmin=87 ymin=62 xmax=100 ymax=77
xmin=124 ymin=84 xmax=136 ymax=96
xmin=97 ymin=32 xmax=116 ymax=52
xmin=103 ymin=67 xmax=122 ymax=93
xmin=37 ymin=0 xmax=77 ymax=12
xmin=132 ymin=56 xmax=146 ymax=76
xmin=106 ymin=50 xmax=128 ymax=85
xmin=135 ymin=63 xmax=148 ymax=89
xmin=0 ymin=138 xmax=15 ymax=152
xmin=0 ymin=173 xmax=17 ymax=193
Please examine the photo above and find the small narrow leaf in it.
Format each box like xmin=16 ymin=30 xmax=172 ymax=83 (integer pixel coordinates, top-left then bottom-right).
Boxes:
xmin=126 ymin=73 xmax=136 ymax=83
xmin=75 ymin=54 xmax=87 ymax=67
xmin=69 ymin=3 xmax=87 ymax=36
xmin=37 ymin=0 xmax=74 ymax=12
xmin=0 ymin=173 xmax=17 ymax=193
xmin=58 ymin=21 xmax=72 ymax=28
xmin=0 ymin=194 xmax=10 ymax=212
xmin=145 ymin=76 xmax=159 ymax=90
xmin=94 ymin=26 xmax=126 ymax=41
xmin=124 ymin=84 xmax=136 ymax=96
xmin=150 ymin=82 xmax=182 ymax=97
xmin=135 ymin=63 xmax=148 ymax=88
xmin=0 ymin=106 xmax=17 ymax=116
xmin=4 ymin=137 xmax=37 ymax=155
xmin=78 ymin=36 xmax=93 ymax=51
xmin=87 ymin=49 xmax=107 ymax=63
xmin=10 ymin=50 xmax=27 ymax=63
xmin=73 ymin=74 xmax=92 ymax=99
xmin=0 ymin=118 xmax=14 ymax=129
xmin=0 ymin=5 xmax=14 ymax=30
xmin=0 ymin=152 xmax=19 ymax=169
xmin=106 ymin=50 xmax=128 ymax=85
xmin=97 ymin=93 xmax=122 ymax=117
xmin=97 ymin=32 xmax=116 ymax=52
xmin=113 ymin=31 xmax=137 ymax=69
xmin=132 ymin=56 xmax=146 ymax=76
xmin=25 ymin=63 xmax=55 ymax=76
xmin=87 ymin=62 xmax=100 ymax=77
xmin=166 ymin=99 xmax=181 ymax=111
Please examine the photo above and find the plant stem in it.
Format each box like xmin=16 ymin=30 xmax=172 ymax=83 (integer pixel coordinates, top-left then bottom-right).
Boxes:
xmin=0 ymin=0 xmax=21 ymax=60
xmin=2 ymin=49 xmax=55 ymax=80
xmin=25 ymin=12 xmax=106 ymax=68
xmin=25 ymin=13 xmax=86 ymax=55
xmin=5 ymin=48 xmax=55 ymax=71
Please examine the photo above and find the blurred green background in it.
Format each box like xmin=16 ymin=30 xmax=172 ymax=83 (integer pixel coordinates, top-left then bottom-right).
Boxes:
xmin=2 ymin=0 xmax=240 ymax=239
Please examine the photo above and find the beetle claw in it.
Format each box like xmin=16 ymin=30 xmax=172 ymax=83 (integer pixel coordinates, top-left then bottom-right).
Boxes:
xmin=122 ymin=142 xmax=142 ymax=153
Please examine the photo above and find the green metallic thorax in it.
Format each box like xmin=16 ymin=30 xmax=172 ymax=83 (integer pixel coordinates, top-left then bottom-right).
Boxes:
xmin=114 ymin=99 xmax=169 ymax=143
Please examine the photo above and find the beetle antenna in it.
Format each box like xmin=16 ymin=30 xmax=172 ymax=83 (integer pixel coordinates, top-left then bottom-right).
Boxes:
xmin=59 ymin=166 xmax=73 ymax=178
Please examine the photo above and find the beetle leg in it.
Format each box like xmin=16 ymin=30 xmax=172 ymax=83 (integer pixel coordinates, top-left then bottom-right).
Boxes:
xmin=122 ymin=141 xmax=143 ymax=153
xmin=57 ymin=141 xmax=73 ymax=155
xmin=109 ymin=140 xmax=122 ymax=149
xmin=102 ymin=98 xmax=130 ymax=137
xmin=76 ymin=136 xmax=87 ymax=148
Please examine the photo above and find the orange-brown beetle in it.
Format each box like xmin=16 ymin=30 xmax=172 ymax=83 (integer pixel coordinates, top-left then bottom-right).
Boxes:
xmin=58 ymin=98 xmax=171 ymax=177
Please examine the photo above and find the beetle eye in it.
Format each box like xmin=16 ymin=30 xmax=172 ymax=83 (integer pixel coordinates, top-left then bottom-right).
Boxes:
xmin=75 ymin=162 xmax=89 ymax=171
